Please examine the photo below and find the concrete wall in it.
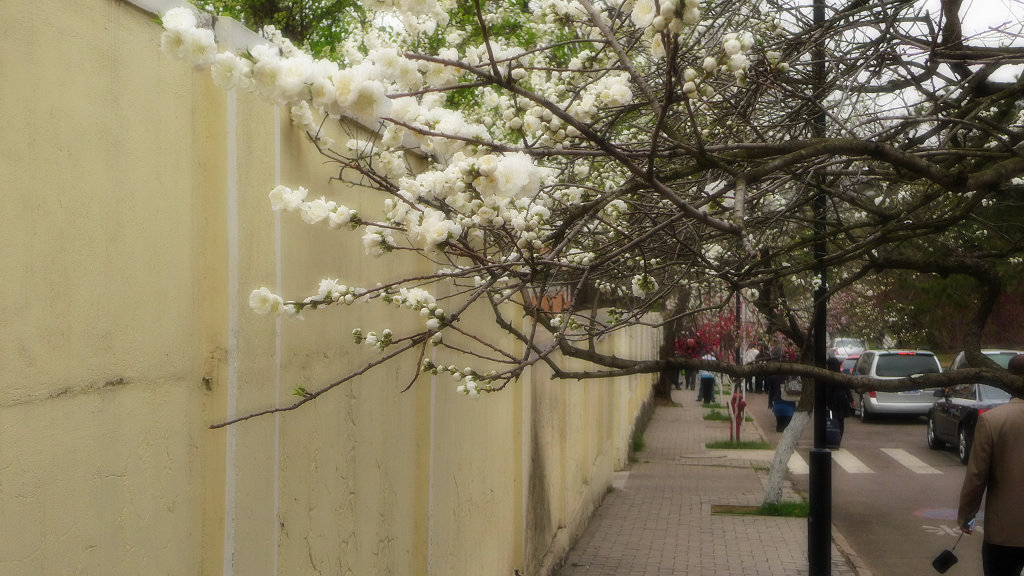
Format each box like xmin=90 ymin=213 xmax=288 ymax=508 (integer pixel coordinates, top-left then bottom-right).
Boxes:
xmin=0 ymin=1 xmax=657 ymax=574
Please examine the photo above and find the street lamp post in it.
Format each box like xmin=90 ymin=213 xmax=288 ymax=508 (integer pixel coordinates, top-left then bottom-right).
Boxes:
xmin=808 ymin=193 xmax=832 ymax=576
xmin=808 ymin=0 xmax=832 ymax=574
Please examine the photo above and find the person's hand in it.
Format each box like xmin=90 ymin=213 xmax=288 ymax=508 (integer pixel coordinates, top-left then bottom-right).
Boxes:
xmin=961 ymin=519 xmax=975 ymax=535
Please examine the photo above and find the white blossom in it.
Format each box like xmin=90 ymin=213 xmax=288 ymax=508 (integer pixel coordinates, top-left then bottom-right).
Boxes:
xmin=329 ymin=205 xmax=356 ymax=229
xmin=290 ymin=101 xmax=317 ymax=132
xmin=362 ymin=226 xmax=394 ymax=256
xmin=161 ymin=26 xmax=217 ymax=69
xmin=651 ymin=34 xmax=666 ymax=60
xmin=472 ymin=152 xmax=546 ymax=199
xmin=249 ymin=287 xmax=284 ymax=315
xmin=161 ymin=7 xmax=197 ymax=32
xmin=269 ymin=185 xmax=308 ymax=212
xmin=723 ymin=37 xmax=742 ymax=56
xmin=317 ymin=278 xmax=345 ymax=301
xmin=631 ymin=0 xmax=657 ymax=28
xmin=409 ymin=208 xmax=463 ymax=252
xmin=300 ymin=197 xmax=334 ymax=224
xmin=729 ymin=53 xmax=750 ymax=72
xmin=631 ymin=274 xmax=658 ymax=297
xmin=211 ymin=52 xmax=253 ymax=90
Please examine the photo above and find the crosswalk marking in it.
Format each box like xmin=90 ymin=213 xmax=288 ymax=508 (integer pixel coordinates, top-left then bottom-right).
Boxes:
xmin=832 ymin=449 xmax=874 ymax=474
xmin=881 ymin=448 xmax=942 ymax=474
xmin=787 ymin=448 xmax=946 ymax=475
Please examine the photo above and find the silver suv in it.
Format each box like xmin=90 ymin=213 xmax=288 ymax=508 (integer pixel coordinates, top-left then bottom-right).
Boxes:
xmin=853 ymin=350 xmax=942 ymax=421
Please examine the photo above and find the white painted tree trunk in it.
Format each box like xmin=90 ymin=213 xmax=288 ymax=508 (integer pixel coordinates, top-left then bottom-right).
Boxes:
xmin=763 ymin=409 xmax=810 ymax=504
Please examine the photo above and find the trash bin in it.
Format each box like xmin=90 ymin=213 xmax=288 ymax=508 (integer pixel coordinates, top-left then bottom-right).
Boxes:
xmin=773 ymin=400 xmax=796 ymax=432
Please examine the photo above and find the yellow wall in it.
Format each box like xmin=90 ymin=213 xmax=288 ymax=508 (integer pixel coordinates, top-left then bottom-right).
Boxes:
xmin=0 ymin=1 xmax=657 ymax=574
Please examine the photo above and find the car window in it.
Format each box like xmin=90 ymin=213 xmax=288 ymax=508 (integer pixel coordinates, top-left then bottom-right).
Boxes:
xmin=989 ymin=353 xmax=1019 ymax=369
xmin=875 ymin=354 xmax=940 ymax=377
xmin=949 ymin=351 xmax=1021 ymax=371
xmin=854 ymin=353 xmax=873 ymax=375
xmin=979 ymin=385 xmax=1012 ymax=402
xmin=949 ymin=384 xmax=975 ymax=399
xmin=840 ymin=358 xmax=857 ymax=373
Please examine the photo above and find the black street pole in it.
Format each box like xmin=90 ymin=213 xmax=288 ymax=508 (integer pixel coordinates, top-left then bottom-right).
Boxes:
xmin=808 ymin=193 xmax=832 ymax=575
xmin=808 ymin=0 xmax=832 ymax=574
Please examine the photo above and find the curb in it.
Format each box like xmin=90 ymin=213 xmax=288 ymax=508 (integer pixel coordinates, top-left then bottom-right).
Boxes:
xmin=832 ymin=524 xmax=873 ymax=576
xmin=746 ymin=390 xmax=868 ymax=576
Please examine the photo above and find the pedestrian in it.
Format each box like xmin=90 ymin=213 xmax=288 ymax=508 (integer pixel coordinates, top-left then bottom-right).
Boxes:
xmin=743 ymin=344 xmax=759 ymax=392
xmin=697 ymin=353 xmax=717 ymax=404
xmin=825 ymin=356 xmax=853 ymax=445
xmin=765 ymin=342 xmax=786 ymax=409
xmin=766 ymin=373 xmax=782 ymax=409
xmin=676 ymin=336 xmax=700 ymax=391
xmin=958 ymin=376 xmax=1024 ymax=576
xmin=754 ymin=344 xmax=767 ymax=393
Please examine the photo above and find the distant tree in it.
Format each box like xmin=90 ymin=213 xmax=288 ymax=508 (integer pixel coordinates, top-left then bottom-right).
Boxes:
xmin=192 ymin=0 xmax=363 ymax=56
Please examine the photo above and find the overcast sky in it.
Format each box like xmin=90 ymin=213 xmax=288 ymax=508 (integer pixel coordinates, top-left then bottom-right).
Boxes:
xmin=921 ymin=0 xmax=1024 ymax=80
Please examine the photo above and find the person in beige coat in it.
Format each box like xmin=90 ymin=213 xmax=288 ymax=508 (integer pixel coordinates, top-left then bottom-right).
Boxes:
xmin=958 ymin=396 xmax=1024 ymax=575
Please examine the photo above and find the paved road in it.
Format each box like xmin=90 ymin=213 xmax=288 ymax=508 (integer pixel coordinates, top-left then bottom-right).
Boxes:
xmin=744 ymin=389 xmax=982 ymax=575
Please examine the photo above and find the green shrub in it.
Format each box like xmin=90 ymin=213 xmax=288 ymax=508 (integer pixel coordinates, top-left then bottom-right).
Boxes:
xmin=632 ymin=434 xmax=646 ymax=453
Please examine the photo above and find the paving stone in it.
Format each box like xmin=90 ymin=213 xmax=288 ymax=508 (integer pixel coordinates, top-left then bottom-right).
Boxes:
xmin=553 ymin=387 xmax=861 ymax=576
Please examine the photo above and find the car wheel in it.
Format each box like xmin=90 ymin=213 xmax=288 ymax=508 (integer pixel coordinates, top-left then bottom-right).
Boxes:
xmin=927 ymin=415 xmax=944 ymax=449
xmin=859 ymin=396 xmax=870 ymax=423
xmin=958 ymin=425 xmax=973 ymax=465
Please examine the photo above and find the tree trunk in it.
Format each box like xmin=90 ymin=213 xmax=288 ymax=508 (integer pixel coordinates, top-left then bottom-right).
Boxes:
xmin=654 ymin=347 xmax=677 ymax=400
xmin=654 ymin=288 xmax=690 ymax=401
xmin=763 ymin=409 xmax=810 ymax=504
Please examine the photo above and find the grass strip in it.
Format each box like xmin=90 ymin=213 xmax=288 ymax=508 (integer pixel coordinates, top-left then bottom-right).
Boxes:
xmin=703 ymin=410 xmax=754 ymax=422
xmin=758 ymin=501 xmax=810 ymax=517
xmin=711 ymin=502 xmax=808 ymax=518
xmin=705 ymin=440 xmax=772 ymax=450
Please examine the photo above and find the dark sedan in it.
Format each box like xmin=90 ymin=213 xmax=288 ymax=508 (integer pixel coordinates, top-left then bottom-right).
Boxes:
xmin=927 ymin=383 xmax=1011 ymax=463
xmin=926 ymin=350 xmax=1022 ymax=464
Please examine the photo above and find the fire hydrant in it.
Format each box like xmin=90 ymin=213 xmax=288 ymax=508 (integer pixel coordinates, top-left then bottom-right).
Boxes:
xmin=729 ymin=387 xmax=747 ymax=442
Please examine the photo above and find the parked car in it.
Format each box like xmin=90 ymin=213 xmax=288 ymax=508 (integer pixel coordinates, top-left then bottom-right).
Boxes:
xmin=852 ymin=350 xmax=942 ymax=421
xmin=828 ymin=338 xmax=866 ymax=362
xmin=839 ymin=354 xmax=859 ymax=375
xmin=927 ymin=350 xmax=1023 ymax=464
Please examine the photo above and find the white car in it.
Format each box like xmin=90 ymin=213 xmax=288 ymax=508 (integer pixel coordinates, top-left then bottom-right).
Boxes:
xmin=853 ymin=350 xmax=942 ymax=421
xmin=828 ymin=338 xmax=866 ymax=362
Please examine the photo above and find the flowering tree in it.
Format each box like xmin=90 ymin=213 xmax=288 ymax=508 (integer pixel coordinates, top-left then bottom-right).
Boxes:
xmin=160 ymin=0 xmax=1024 ymax=440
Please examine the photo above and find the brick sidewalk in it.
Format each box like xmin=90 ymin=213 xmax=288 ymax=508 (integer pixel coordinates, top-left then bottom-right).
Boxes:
xmin=553 ymin=387 xmax=861 ymax=576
